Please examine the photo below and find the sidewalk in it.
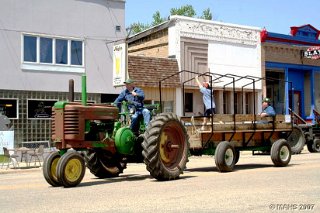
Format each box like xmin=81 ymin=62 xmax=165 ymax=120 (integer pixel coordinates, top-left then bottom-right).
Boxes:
xmin=0 ymin=149 xmax=51 ymax=174
xmin=0 ymin=161 xmax=42 ymax=174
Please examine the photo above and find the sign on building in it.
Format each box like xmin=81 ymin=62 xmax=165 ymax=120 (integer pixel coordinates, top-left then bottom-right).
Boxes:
xmin=0 ymin=131 xmax=14 ymax=154
xmin=304 ymin=46 xmax=320 ymax=60
xmin=0 ymin=115 xmax=14 ymax=154
xmin=113 ymin=43 xmax=128 ymax=87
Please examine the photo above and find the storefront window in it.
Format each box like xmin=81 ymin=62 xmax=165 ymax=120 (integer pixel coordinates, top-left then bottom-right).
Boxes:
xmin=0 ymin=99 xmax=18 ymax=119
xmin=27 ymin=100 xmax=56 ymax=119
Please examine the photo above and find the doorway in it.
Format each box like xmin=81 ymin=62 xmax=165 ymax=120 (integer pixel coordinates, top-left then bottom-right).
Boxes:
xmin=289 ymin=91 xmax=301 ymax=116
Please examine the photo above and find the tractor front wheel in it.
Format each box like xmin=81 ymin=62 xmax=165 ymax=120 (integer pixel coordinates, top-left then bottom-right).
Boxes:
xmin=43 ymin=151 xmax=61 ymax=187
xmin=56 ymin=150 xmax=86 ymax=187
xmin=142 ymin=113 xmax=189 ymax=180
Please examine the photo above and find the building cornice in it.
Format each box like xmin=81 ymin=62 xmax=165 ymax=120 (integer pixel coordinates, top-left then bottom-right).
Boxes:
xmin=172 ymin=16 xmax=261 ymax=46
xmin=127 ymin=15 xmax=261 ymax=46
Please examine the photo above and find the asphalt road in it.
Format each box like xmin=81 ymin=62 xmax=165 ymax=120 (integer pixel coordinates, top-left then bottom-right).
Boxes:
xmin=0 ymin=148 xmax=319 ymax=213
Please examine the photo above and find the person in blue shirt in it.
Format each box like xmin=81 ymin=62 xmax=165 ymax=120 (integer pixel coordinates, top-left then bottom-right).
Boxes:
xmin=195 ymin=75 xmax=216 ymax=130
xmin=260 ymin=97 xmax=276 ymax=117
xmin=114 ymin=78 xmax=150 ymax=133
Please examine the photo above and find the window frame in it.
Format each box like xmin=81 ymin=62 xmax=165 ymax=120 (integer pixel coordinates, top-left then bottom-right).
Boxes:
xmin=21 ymin=34 xmax=85 ymax=73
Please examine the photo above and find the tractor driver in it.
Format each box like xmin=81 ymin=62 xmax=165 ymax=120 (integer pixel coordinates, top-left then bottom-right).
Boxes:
xmin=114 ymin=78 xmax=150 ymax=134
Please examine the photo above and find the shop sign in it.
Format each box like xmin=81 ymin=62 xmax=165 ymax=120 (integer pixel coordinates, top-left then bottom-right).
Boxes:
xmin=304 ymin=46 xmax=320 ymax=59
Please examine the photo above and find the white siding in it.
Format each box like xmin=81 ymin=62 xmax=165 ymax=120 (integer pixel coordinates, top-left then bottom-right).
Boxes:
xmin=208 ymin=41 xmax=262 ymax=89
xmin=0 ymin=0 xmax=125 ymax=94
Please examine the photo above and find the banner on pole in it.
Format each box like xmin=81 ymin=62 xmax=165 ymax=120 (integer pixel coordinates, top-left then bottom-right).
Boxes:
xmin=113 ymin=43 xmax=128 ymax=87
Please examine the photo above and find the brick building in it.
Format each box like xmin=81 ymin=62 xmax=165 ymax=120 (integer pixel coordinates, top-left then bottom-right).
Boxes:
xmin=127 ymin=55 xmax=180 ymax=113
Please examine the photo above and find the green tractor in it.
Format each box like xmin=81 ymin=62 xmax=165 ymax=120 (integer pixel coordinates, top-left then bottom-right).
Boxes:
xmin=43 ymin=76 xmax=189 ymax=187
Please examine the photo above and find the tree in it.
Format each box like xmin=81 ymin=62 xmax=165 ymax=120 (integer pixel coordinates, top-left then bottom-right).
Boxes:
xmin=170 ymin=5 xmax=196 ymax=17
xmin=126 ymin=22 xmax=150 ymax=37
xmin=152 ymin=11 xmax=167 ymax=26
xmin=127 ymin=5 xmax=213 ymax=36
xmin=200 ymin=8 xmax=212 ymax=20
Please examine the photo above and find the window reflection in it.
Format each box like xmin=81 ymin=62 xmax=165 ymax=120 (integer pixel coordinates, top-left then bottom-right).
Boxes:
xmin=24 ymin=36 xmax=37 ymax=62
xmin=56 ymin=39 xmax=68 ymax=64
xmin=71 ymin=41 xmax=82 ymax=65
xmin=40 ymin=37 xmax=52 ymax=63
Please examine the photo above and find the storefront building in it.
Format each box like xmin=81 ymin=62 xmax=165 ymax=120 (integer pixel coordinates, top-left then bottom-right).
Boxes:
xmin=261 ymin=24 xmax=320 ymax=121
xmin=128 ymin=15 xmax=262 ymax=116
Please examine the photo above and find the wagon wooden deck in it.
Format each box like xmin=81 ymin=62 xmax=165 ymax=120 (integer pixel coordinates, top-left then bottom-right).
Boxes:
xmin=181 ymin=114 xmax=293 ymax=150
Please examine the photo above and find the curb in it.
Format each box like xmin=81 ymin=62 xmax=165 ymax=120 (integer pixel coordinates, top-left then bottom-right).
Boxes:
xmin=0 ymin=166 xmax=42 ymax=174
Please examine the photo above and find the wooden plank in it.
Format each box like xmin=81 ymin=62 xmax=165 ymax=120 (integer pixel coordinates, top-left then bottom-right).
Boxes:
xmin=235 ymin=114 xmax=255 ymax=121
xmin=181 ymin=114 xmax=288 ymax=123
xmin=212 ymin=114 xmax=234 ymax=122
xmin=193 ymin=130 xmax=292 ymax=147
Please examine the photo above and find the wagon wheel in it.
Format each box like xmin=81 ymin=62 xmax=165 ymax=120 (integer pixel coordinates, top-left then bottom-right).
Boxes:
xmin=214 ymin=141 xmax=236 ymax=172
xmin=287 ymin=126 xmax=305 ymax=154
xmin=56 ymin=150 xmax=86 ymax=187
xmin=271 ymin=139 xmax=291 ymax=167
xmin=308 ymin=139 xmax=320 ymax=153
xmin=305 ymin=132 xmax=314 ymax=153
xmin=142 ymin=113 xmax=189 ymax=180
xmin=234 ymin=149 xmax=240 ymax=165
xmin=84 ymin=149 xmax=127 ymax=178
xmin=43 ymin=151 xmax=61 ymax=187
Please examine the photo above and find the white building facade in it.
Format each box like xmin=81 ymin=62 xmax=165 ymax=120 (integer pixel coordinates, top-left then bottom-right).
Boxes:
xmin=165 ymin=16 xmax=263 ymax=116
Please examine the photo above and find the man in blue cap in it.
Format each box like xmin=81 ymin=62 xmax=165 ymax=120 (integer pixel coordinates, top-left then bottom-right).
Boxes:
xmin=260 ymin=97 xmax=276 ymax=117
xmin=114 ymin=78 xmax=150 ymax=134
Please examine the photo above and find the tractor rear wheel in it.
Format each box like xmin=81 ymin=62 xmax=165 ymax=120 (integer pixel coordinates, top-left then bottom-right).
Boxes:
xmin=271 ymin=139 xmax=291 ymax=167
xmin=142 ymin=113 xmax=189 ymax=180
xmin=43 ymin=151 xmax=61 ymax=187
xmin=56 ymin=150 xmax=86 ymax=187
xmin=85 ymin=149 xmax=127 ymax=178
xmin=287 ymin=126 xmax=305 ymax=154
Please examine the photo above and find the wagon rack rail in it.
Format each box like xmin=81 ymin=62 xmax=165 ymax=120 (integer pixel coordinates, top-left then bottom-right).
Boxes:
xmin=158 ymin=70 xmax=303 ymax=172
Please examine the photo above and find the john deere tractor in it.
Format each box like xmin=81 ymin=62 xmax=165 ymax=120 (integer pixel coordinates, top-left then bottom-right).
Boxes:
xmin=43 ymin=76 xmax=189 ymax=187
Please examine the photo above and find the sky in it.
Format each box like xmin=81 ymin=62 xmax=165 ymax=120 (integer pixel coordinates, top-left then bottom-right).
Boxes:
xmin=125 ymin=0 xmax=320 ymax=35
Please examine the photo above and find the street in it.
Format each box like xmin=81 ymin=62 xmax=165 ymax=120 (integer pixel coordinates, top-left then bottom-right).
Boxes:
xmin=0 ymin=149 xmax=319 ymax=213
